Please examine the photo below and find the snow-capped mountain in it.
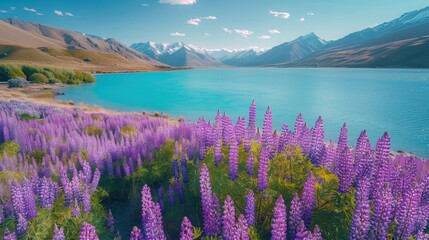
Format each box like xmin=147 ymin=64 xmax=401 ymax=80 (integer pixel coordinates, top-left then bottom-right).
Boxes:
xmin=130 ymin=42 xmax=223 ymax=67
xmin=328 ymin=6 xmax=429 ymax=48
xmin=285 ymin=6 xmax=429 ymax=68
xmin=206 ymin=47 xmax=267 ymax=66
xmin=247 ymin=32 xmax=328 ymax=66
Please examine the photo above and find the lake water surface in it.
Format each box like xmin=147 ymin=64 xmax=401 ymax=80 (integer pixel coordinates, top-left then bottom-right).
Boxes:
xmin=58 ymin=68 xmax=429 ymax=157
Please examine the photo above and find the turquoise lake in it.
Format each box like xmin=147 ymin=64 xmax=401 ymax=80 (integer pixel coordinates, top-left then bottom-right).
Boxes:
xmin=58 ymin=68 xmax=429 ymax=157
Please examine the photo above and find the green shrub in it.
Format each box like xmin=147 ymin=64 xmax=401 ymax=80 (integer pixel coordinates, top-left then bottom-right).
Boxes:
xmin=0 ymin=64 xmax=26 ymax=81
xmin=8 ymin=78 xmax=30 ymax=88
xmin=22 ymin=65 xmax=42 ymax=77
xmin=0 ymin=141 xmax=20 ymax=159
xmin=29 ymin=73 xmax=49 ymax=84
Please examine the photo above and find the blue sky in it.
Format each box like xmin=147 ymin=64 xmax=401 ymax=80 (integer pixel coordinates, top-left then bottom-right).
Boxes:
xmin=1 ymin=0 xmax=429 ymax=49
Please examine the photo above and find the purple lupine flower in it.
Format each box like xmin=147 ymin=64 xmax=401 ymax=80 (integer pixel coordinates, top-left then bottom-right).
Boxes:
xmin=246 ymin=152 xmax=254 ymax=175
xmin=235 ymin=117 xmax=246 ymax=144
xmin=289 ymin=193 xmax=303 ymax=238
xmin=244 ymin=190 xmax=256 ymax=226
xmin=129 ymin=226 xmax=144 ymax=240
xmin=90 ymin=169 xmax=101 ymax=193
xmin=416 ymin=231 xmax=429 ymax=240
xmin=10 ymin=180 xmax=25 ymax=219
xmin=262 ymin=106 xmax=273 ymax=155
xmin=293 ymin=113 xmax=304 ymax=146
xmin=302 ymin=173 xmax=315 ymax=227
xmin=337 ymin=146 xmax=353 ymax=193
xmin=157 ymin=186 xmax=165 ymax=212
xmin=172 ymin=160 xmax=180 ymax=181
xmin=79 ymin=222 xmax=99 ymax=240
xmin=107 ymin=209 xmax=115 ymax=231
xmin=271 ymin=195 xmax=287 ymax=240
xmin=17 ymin=213 xmax=28 ymax=236
xmin=82 ymin=187 xmax=91 ymax=213
xmin=222 ymin=195 xmax=237 ymax=240
xmin=71 ymin=174 xmax=81 ymax=202
xmin=350 ymin=179 xmax=371 ymax=240
xmin=277 ymin=124 xmax=289 ymax=153
xmin=3 ymin=228 xmax=17 ymax=240
xmin=371 ymin=132 xmax=391 ymax=197
xmin=354 ymin=130 xmax=372 ymax=182
xmin=258 ymin=147 xmax=269 ymax=192
xmin=237 ymin=214 xmax=249 ymax=240
xmin=144 ymin=203 xmax=166 ymax=240
xmin=371 ymin=184 xmax=393 ymax=240
xmin=321 ymin=141 xmax=335 ymax=172
xmin=395 ymin=183 xmax=423 ymax=239
xmin=180 ymin=158 xmax=189 ymax=184
xmin=294 ymin=221 xmax=311 ymax=240
xmin=212 ymin=193 xmax=222 ymax=235
xmin=180 ymin=216 xmax=194 ymax=240
xmin=309 ymin=116 xmax=325 ymax=164
xmin=313 ymin=225 xmax=322 ymax=240
xmin=115 ymin=164 xmax=122 ymax=178
xmin=248 ymin=100 xmax=256 ymax=138
xmin=22 ymin=179 xmax=37 ymax=219
xmin=199 ymin=164 xmax=218 ymax=236
xmin=52 ymin=224 xmax=66 ymax=240
xmin=228 ymin=140 xmax=239 ymax=180
xmin=214 ymin=139 xmax=222 ymax=167
xmin=141 ymin=184 xmax=153 ymax=226
xmin=72 ymin=199 xmax=81 ymax=218
xmin=168 ymin=184 xmax=175 ymax=207
xmin=336 ymin=123 xmax=348 ymax=153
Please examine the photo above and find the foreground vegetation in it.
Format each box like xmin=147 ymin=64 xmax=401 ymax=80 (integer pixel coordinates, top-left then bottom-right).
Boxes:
xmin=0 ymin=64 xmax=95 ymax=84
xmin=0 ymin=100 xmax=428 ymax=239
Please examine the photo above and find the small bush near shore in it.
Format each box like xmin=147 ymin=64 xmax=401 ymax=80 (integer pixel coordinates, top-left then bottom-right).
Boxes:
xmin=8 ymin=78 xmax=30 ymax=88
xmin=29 ymin=73 xmax=49 ymax=84
xmin=0 ymin=64 xmax=96 ymax=84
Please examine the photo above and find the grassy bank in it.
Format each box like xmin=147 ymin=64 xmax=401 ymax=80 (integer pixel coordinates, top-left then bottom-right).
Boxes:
xmin=0 ymin=64 xmax=95 ymax=84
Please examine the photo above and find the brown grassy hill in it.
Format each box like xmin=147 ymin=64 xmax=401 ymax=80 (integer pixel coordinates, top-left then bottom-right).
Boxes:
xmin=0 ymin=19 xmax=169 ymax=72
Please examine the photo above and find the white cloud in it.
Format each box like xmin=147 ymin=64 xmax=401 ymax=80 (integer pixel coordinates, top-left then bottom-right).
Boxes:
xmin=307 ymin=11 xmax=314 ymax=16
xmin=269 ymin=10 xmax=290 ymax=19
xmin=258 ymin=35 xmax=271 ymax=40
xmin=187 ymin=16 xmax=216 ymax=26
xmin=24 ymin=7 xmax=37 ymax=13
xmin=187 ymin=18 xmax=201 ymax=25
xmin=142 ymin=3 xmax=150 ymax=7
xmin=234 ymin=29 xmax=253 ymax=38
xmin=202 ymin=16 xmax=216 ymax=20
xmin=11 ymin=7 xmax=16 ymax=10
xmin=204 ymin=33 xmax=210 ymax=36
xmin=54 ymin=10 xmax=73 ymax=17
xmin=268 ymin=29 xmax=280 ymax=34
xmin=36 ymin=12 xmax=44 ymax=16
xmin=223 ymin=28 xmax=232 ymax=34
xmin=54 ymin=10 xmax=63 ymax=16
xmin=159 ymin=0 xmax=196 ymax=5
xmin=299 ymin=17 xmax=305 ymax=22
xmin=0 ymin=10 xmax=7 ymax=13
xmin=171 ymin=32 xmax=186 ymax=37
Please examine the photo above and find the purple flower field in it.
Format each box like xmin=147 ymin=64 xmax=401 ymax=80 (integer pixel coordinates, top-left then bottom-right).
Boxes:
xmin=0 ymin=100 xmax=428 ymax=239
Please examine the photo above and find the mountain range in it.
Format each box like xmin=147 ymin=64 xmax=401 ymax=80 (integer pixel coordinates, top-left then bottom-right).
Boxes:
xmin=0 ymin=18 xmax=167 ymax=72
xmin=131 ymin=6 xmax=429 ymax=68
xmin=1 ymin=6 xmax=429 ymax=70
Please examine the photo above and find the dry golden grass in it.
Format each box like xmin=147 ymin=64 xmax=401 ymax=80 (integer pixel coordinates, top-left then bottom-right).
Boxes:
xmin=29 ymin=91 xmax=55 ymax=99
